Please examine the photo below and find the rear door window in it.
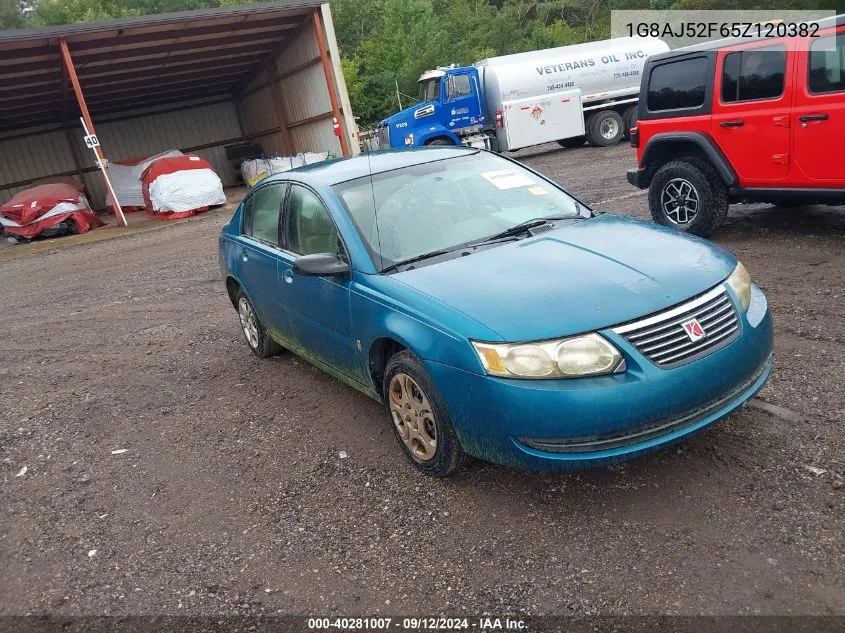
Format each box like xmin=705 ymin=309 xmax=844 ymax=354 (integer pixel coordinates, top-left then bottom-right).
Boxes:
xmin=721 ymin=46 xmax=786 ymax=102
xmin=647 ymin=57 xmax=708 ymax=111
xmin=809 ymin=34 xmax=845 ymax=94
xmin=242 ymin=183 xmax=285 ymax=246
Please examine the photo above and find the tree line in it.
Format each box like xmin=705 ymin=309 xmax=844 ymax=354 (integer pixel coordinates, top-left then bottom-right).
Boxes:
xmin=2 ymin=0 xmax=840 ymax=125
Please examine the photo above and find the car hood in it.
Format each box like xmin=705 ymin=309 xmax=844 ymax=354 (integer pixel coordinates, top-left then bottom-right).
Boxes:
xmin=392 ymin=214 xmax=737 ymax=342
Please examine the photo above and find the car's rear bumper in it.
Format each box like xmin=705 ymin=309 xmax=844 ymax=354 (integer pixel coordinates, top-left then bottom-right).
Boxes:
xmin=425 ymin=286 xmax=773 ymax=471
xmin=627 ymin=167 xmax=647 ymax=189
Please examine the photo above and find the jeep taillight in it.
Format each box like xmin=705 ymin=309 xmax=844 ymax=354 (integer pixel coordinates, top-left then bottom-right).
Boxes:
xmin=629 ymin=126 xmax=639 ymax=148
xmin=495 ymin=109 xmax=504 ymax=129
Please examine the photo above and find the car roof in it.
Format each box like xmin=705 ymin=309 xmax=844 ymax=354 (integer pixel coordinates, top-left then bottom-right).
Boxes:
xmin=262 ymin=146 xmax=480 ymax=187
xmin=647 ymin=13 xmax=844 ymax=61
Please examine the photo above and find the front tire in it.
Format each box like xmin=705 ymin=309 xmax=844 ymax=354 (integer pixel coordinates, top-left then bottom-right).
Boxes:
xmin=586 ymin=110 xmax=625 ymax=147
xmin=648 ymin=159 xmax=728 ymax=238
xmin=383 ymin=351 xmax=468 ymax=477
xmin=236 ymin=290 xmax=282 ymax=358
xmin=426 ymin=137 xmax=454 ymax=146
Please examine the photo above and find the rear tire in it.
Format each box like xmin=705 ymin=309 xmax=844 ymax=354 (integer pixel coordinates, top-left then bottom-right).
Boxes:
xmin=586 ymin=110 xmax=625 ymax=147
xmin=648 ymin=159 xmax=728 ymax=238
xmin=236 ymin=290 xmax=282 ymax=358
xmin=557 ymin=136 xmax=586 ymax=149
xmin=383 ymin=350 xmax=469 ymax=477
xmin=623 ymin=106 xmax=638 ymax=139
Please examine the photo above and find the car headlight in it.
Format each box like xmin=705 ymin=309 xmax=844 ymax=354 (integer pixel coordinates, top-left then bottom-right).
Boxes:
xmin=472 ymin=333 xmax=623 ymax=379
xmin=726 ymin=261 xmax=752 ymax=312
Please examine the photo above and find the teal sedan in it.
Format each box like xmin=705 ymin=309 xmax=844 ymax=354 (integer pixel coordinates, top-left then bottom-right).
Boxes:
xmin=219 ymin=147 xmax=773 ymax=476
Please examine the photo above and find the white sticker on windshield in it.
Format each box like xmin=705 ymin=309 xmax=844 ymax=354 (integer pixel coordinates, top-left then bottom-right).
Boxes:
xmin=481 ymin=169 xmax=536 ymax=190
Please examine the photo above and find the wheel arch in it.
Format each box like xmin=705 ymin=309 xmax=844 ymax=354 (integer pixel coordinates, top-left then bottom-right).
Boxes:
xmin=225 ymin=276 xmax=241 ymax=309
xmin=417 ymin=126 xmax=460 ymax=146
xmin=639 ymin=133 xmax=737 ymax=189
xmin=368 ymin=337 xmax=408 ymax=399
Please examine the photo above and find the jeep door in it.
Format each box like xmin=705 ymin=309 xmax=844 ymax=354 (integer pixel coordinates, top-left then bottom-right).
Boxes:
xmin=792 ymin=27 xmax=845 ymax=185
xmin=711 ymin=40 xmax=793 ymax=185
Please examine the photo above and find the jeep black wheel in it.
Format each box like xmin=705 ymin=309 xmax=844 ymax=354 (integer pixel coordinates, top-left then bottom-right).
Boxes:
xmin=648 ymin=159 xmax=728 ymax=237
xmin=586 ymin=110 xmax=624 ymax=147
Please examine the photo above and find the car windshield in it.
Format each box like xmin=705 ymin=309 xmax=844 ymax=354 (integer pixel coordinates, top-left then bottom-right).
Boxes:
xmin=332 ymin=151 xmax=586 ymax=272
xmin=419 ymin=78 xmax=440 ymax=102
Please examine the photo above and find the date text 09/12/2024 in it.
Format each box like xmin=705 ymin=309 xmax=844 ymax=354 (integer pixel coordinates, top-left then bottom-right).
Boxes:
xmin=306 ymin=617 xmax=527 ymax=631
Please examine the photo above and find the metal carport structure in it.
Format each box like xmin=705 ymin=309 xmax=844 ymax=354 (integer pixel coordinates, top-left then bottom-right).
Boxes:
xmin=0 ymin=0 xmax=357 ymax=220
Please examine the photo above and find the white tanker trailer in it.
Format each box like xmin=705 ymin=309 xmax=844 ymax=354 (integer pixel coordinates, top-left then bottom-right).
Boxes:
xmin=378 ymin=36 xmax=669 ymax=151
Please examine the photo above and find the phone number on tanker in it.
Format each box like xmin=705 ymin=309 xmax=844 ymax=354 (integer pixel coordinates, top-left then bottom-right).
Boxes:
xmin=307 ymin=618 xmax=472 ymax=630
xmin=626 ymin=21 xmax=821 ymax=39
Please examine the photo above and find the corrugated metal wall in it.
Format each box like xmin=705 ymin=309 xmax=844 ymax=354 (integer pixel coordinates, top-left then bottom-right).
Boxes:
xmin=277 ymin=24 xmax=343 ymax=157
xmin=0 ymin=97 xmax=241 ymax=207
xmin=238 ymin=7 xmax=351 ymax=160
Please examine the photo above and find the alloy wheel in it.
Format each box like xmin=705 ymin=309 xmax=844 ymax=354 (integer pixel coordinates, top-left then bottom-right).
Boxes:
xmin=238 ymin=297 xmax=260 ymax=350
xmin=600 ymin=117 xmax=619 ymax=140
xmin=388 ymin=373 xmax=437 ymax=461
xmin=661 ymin=178 xmax=699 ymax=225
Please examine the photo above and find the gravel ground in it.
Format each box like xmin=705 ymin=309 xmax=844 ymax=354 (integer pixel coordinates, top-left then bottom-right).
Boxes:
xmin=1 ymin=143 xmax=843 ymax=617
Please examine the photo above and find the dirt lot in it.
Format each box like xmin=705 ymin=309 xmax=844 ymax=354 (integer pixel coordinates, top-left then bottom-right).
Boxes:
xmin=1 ymin=143 xmax=843 ymax=617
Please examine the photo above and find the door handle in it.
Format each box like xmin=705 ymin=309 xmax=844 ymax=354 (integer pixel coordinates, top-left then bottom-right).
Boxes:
xmin=241 ymin=251 xmax=249 ymax=262
xmin=282 ymin=269 xmax=294 ymax=284
xmin=799 ymin=113 xmax=828 ymax=122
xmin=719 ymin=120 xmax=744 ymax=128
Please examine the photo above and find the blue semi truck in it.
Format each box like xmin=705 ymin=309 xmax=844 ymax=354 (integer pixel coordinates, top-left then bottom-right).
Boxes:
xmin=376 ymin=37 xmax=668 ymax=153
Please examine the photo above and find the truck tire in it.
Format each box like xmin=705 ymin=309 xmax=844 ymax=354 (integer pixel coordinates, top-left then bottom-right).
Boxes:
xmin=623 ymin=106 xmax=638 ymax=139
xmin=557 ymin=136 xmax=586 ymax=149
xmin=426 ymin=137 xmax=454 ymax=146
xmin=648 ymin=159 xmax=728 ymax=238
xmin=586 ymin=110 xmax=625 ymax=147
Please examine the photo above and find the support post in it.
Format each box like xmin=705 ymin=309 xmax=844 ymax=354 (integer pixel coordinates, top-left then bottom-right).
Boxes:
xmin=264 ymin=58 xmax=295 ymax=156
xmin=59 ymin=38 xmax=127 ymax=226
xmin=312 ymin=8 xmax=350 ymax=158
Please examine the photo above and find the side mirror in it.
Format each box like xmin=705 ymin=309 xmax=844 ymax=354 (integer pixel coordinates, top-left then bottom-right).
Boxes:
xmin=293 ymin=253 xmax=350 ymax=277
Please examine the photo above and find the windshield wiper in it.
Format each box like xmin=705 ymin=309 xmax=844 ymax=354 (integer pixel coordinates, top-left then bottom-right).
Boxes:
xmin=381 ymin=247 xmax=462 ymax=273
xmin=472 ymin=214 xmax=576 ymax=244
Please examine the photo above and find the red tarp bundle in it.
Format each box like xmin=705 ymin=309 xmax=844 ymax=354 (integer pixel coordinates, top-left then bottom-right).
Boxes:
xmin=141 ymin=155 xmax=226 ymax=220
xmin=0 ymin=183 xmax=104 ymax=239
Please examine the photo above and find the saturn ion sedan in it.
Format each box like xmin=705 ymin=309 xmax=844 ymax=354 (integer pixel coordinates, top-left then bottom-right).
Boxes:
xmin=219 ymin=147 xmax=773 ymax=477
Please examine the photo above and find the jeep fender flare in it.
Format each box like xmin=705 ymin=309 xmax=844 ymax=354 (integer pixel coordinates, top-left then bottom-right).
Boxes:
xmin=639 ymin=132 xmax=737 ymax=189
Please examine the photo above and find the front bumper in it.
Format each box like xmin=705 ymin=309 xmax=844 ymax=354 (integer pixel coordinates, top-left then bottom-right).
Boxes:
xmin=425 ymin=285 xmax=773 ymax=471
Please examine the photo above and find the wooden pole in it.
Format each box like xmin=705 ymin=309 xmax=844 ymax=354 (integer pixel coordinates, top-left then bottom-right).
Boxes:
xmin=58 ymin=38 xmax=127 ymax=226
xmin=312 ymin=8 xmax=349 ymax=158
xmin=264 ymin=57 xmax=295 ymax=156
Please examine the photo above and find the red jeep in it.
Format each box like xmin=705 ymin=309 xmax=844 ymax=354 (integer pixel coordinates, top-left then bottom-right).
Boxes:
xmin=628 ymin=16 xmax=845 ymax=237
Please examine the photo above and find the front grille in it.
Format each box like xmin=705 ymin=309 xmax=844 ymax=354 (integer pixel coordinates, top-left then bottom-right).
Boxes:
xmin=613 ymin=285 xmax=740 ymax=368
